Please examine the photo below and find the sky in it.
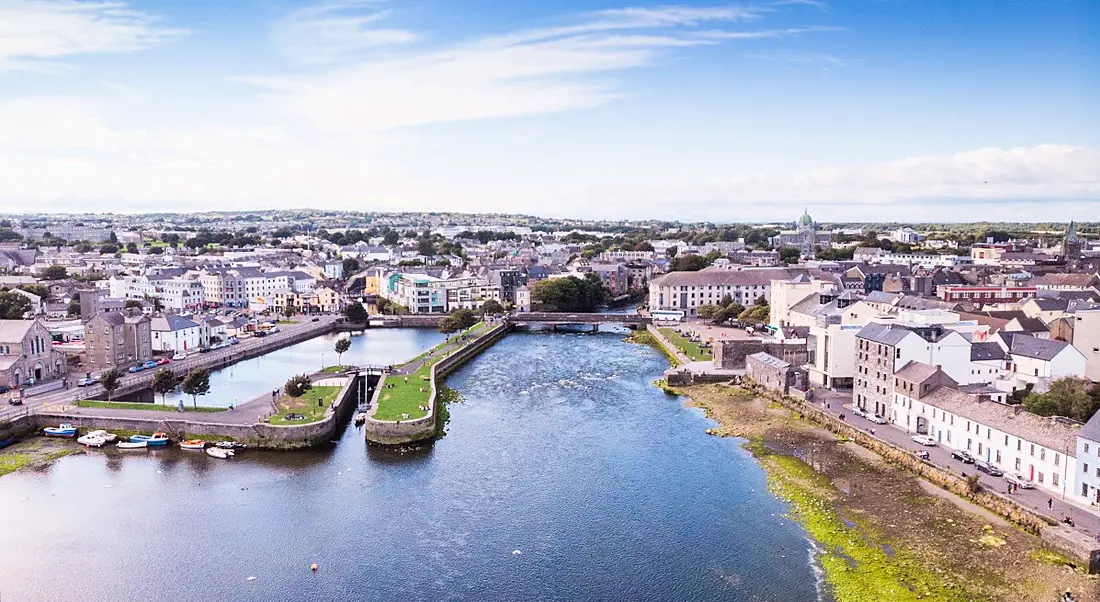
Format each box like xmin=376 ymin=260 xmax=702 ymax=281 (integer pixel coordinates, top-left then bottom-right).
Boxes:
xmin=0 ymin=0 xmax=1097 ymax=223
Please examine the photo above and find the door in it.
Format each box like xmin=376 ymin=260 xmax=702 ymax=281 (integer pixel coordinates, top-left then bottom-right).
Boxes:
xmin=916 ymin=416 xmax=928 ymax=435
xmin=1029 ymin=465 xmax=1034 ymax=480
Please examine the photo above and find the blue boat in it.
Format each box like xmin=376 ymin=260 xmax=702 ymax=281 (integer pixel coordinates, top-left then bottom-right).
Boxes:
xmin=43 ymin=424 xmax=77 ymax=438
xmin=130 ymin=432 xmax=168 ymax=446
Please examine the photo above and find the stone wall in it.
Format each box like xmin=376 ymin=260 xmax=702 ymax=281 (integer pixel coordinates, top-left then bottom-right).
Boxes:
xmin=35 ymin=374 xmax=358 ymax=450
xmin=714 ymin=339 xmax=808 ymax=370
xmin=742 ymin=379 xmax=1100 ymax=572
xmin=364 ymin=323 xmax=510 ymax=445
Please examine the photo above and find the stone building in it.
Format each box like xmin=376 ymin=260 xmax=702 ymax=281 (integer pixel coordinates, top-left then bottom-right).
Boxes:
xmin=746 ymin=352 xmax=807 ymax=396
xmin=0 ymin=319 xmax=66 ymax=389
xmin=714 ymin=338 xmax=808 ymax=370
xmin=84 ymin=309 xmax=152 ymax=370
xmin=772 ymin=209 xmax=832 ymax=259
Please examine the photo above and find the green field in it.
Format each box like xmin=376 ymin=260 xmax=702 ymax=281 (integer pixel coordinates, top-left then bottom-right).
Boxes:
xmin=269 ymin=385 xmax=342 ymax=425
xmin=76 ymin=400 xmax=226 ymax=413
xmin=658 ymin=328 xmax=713 ymax=361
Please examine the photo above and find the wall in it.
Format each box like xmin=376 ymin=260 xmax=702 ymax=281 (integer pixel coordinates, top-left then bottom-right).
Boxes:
xmin=364 ymin=323 xmax=510 ymax=445
xmin=714 ymin=339 xmax=808 ymax=370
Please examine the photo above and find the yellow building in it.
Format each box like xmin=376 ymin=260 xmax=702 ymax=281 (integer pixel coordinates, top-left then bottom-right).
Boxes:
xmin=312 ymin=286 xmax=343 ymax=313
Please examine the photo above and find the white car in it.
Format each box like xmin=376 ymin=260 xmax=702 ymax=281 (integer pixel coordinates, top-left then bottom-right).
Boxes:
xmin=852 ymin=407 xmax=868 ymax=419
xmin=172 ymin=351 xmax=186 ymax=361
xmin=911 ymin=435 xmax=937 ymax=446
xmin=1004 ymin=473 xmax=1035 ymax=489
xmin=867 ymin=414 xmax=887 ymax=425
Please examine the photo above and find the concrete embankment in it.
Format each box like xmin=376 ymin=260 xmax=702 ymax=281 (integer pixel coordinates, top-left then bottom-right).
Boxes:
xmin=31 ymin=373 xmax=363 ymax=450
xmin=364 ymin=323 xmax=510 ymax=446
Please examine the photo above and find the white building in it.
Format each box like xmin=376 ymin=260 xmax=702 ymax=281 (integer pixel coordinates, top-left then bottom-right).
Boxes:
xmin=648 ymin=268 xmax=794 ymax=317
xmin=150 ymin=315 xmax=206 ymax=352
xmin=994 ymin=332 xmax=1087 ymax=392
xmin=108 ymin=276 xmax=206 ymax=312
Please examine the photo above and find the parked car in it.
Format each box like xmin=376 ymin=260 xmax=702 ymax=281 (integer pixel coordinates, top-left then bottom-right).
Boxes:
xmin=155 ymin=357 xmax=171 ymax=366
xmin=142 ymin=360 xmax=158 ymax=370
xmin=1004 ymin=472 xmax=1035 ymax=489
xmin=311 ymin=317 xmax=320 ymax=322
xmin=867 ymin=414 xmax=887 ymax=425
xmin=0 ymin=385 xmax=9 ymax=394
xmin=8 ymin=397 xmax=22 ymax=406
xmin=128 ymin=364 xmax=143 ymax=373
xmin=852 ymin=407 xmax=868 ymax=419
xmin=911 ymin=435 xmax=937 ymax=446
xmin=951 ymin=449 xmax=976 ymax=464
xmin=974 ymin=460 xmax=1003 ymax=476
xmin=253 ymin=331 xmax=267 ymax=338
xmin=229 ymin=338 xmax=240 ymax=345
xmin=198 ymin=347 xmax=210 ymax=353
xmin=76 ymin=377 xmax=98 ymax=387
xmin=172 ymin=351 xmax=186 ymax=361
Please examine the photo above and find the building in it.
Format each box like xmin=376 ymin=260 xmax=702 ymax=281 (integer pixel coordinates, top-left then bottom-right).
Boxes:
xmin=1066 ymin=305 xmax=1100 ymax=381
xmin=84 ymin=309 xmax=153 ymax=370
xmin=994 ymin=332 xmax=1086 ymax=390
xmin=150 ymin=315 xmax=206 ymax=352
xmin=937 ymin=285 xmax=1037 ymax=304
xmin=746 ymin=352 xmax=808 ymax=396
xmin=771 ymin=209 xmax=831 ymax=259
xmin=0 ymin=319 xmax=67 ymax=388
xmin=648 ymin=268 xmax=793 ymax=317
xmin=312 ymin=286 xmax=343 ymax=313
xmin=1075 ymin=412 xmax=1100 ymax=505
xmin=1064 ymin=221 xmax=1083 ymax=262
xmin=890 ymin=362 xmax=1077 ymax=499
xmin=515 ymin=286 xmax=531 ymax=312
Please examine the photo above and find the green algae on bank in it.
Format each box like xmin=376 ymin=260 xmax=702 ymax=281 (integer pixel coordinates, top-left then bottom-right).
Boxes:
xmin=0 ymin=438 xmax=82 ymax=478
xmin=625 ymin=331 xmax=681 ymax=367
xmin=746 ymin=440 xmax=983 ymax=602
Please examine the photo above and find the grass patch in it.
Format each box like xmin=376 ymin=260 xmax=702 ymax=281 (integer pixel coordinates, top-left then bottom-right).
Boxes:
xmin=269 ymin=385 xmax=341 ymax=425
xmin=321 ymin=365 xmax=356 ymax=373
xmin=76 ymin=400 xmax=226 ymax=413
xmin=746 ymin=439 xmax=979 ymax=601
xmin=658 ymin=328 xmax=712 ymax=361
xmin=276 ymin=320 xmax=298 ymax=325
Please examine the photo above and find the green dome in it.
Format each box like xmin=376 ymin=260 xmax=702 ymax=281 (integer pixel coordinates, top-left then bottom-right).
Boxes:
xmin=798 ymin=209 xmax=814 ymax=226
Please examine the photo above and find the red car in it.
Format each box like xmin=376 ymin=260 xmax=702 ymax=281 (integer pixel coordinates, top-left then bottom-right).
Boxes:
xmin=155 ymin=357 xmax=171 ymax=365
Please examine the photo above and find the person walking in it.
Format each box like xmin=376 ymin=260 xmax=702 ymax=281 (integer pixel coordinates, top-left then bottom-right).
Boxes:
xmin=1049 ymin=498 xmax=1054 ymax=510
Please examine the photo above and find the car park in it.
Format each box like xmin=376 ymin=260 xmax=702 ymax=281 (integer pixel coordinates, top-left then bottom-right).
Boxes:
xmin=951 ymin=449 xmax=975 ymax=463
xmin=911 ymin=435 xmax=936 ymax=446
xmin=974 ymin=460 xmax=1003 ymax=476
xmin=1004 ymin=472 xmax=1035 ymax=489
xmin=867 ymin=414 xmax=887 ymax=425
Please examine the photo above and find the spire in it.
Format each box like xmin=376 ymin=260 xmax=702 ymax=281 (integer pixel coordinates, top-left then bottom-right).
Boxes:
xmin=1066 ymin=221 xmax=1079 ymax=242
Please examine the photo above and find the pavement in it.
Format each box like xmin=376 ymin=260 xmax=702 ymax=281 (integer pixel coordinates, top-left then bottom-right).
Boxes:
xmin=809 ymin=388 xmax=1100 ymax=538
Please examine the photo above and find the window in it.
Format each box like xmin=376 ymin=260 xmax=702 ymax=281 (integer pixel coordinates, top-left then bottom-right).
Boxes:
xmin=995 ymin=451 xmax=1001 ymax=463
xmin=1038 ymin=472 xmax=1044 ymax=485
xmin=1085 ymin=463 xmax=1090 ymax=474
xmin=1053 ymin=473 xmax=1059 ymax=487
xmin=1015 ymin=458 xmax=1021 ymax=470
xmin=967 ymin=439 xmax=972 ymax=451
xmin=1040 ymin=449 xmax=1046 ymax=461
xmin=1017 ymin=440 xmax=1022 ymax=451
xmin=1029 ymin=444 xmax=1034 ymax=456
xmin=1055 ymin=454 xmax=1060 ymax=467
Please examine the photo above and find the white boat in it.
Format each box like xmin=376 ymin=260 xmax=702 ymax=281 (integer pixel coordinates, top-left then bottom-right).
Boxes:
xmin=117 ymin=440 xmax=148 ymax=449
xmin=77 ymin=434 xmax=107 ymax=448
xmin=206 ymin=447 xmax=233 ymax=459
xmin=87 ymin=430 xmax=117 ymax=442
xmin=179 ymin=439 xmax=206 ymax=450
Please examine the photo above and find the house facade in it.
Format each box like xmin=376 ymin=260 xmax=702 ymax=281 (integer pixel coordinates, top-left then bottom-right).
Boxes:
xmin=0 ymin=319 xmax=66 ymax=388
xmin=150 ymin=315 xmax=206 ymax=352
xmin=84 ymin=309 xmax=153 ymax=370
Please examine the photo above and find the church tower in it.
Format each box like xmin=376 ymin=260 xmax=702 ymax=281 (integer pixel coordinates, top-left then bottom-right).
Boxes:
xmin=797 ymin=208 xmax=816 ymax=258
xmin=1064 ymin=221 xmax=1082 ymax=262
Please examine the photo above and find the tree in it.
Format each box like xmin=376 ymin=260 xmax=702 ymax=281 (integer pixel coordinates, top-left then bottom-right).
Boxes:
xmin=284 ymin=374 xmax=313 ymax=398
xmin=125 ymin=242 xmax=138 ymax=253
xmin=634 ymin=241 xmax=655 ymax=252
xmin=344 ymin=302 xmax=368 ymax=323
xmin=100 ymin=368 xmax=122 ymax=401
xmin=151 ymin=367 xmax=176 ymax=406
xmin=480 ymin=299 xmax=505 ymax=315
xmin=778 ymin=246 xmax=801 ymax=265
xmin=98 ymin=244 xmax=119 ymax=254
xmin=417 ymin=237 xmax=438 ymax=256
xmin=382 ymin=230 xmax=399 ymax=246
xmin=739 ymin=303 xmax=770 ymax=324
xmin=530 ymin=275 xmax=607 ymax=312
xmin=124 ymin=299 xmax=143 ymax=309
xmin=66 ymin=298 xmax=80 ymax=318
xmin=696 ymin=304 xmax=719 ymax=321
xmin=147 ymin=246 xmax=164 ymax=255
xmin=439 ymin=309 xmax=478 ymax=334
xmin=665 ymin=246 xmax=678 ymax=258
xmin=334 ymin=338 xmax=351 ymax=366
xmin=669 ymin=254 xmax=708 ymax=272
xmin=1024 ymin=377 xmax=1099 ymax=422
xmin=342 ymin=257 xmax=360 ymax=276
xmin=180 ymin=368 xmax=211 ymax=408
xmin=41 ymin=265 xmax=68 ymax=280
xmin=0 ymin=291 xmax=33 ymax=319
xmin=18 ymin=284 xmax=48 ymax=299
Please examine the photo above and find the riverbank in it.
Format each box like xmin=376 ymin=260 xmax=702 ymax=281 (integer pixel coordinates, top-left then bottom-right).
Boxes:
xmin=677 ymin=383 xmax=1100 ymax=602
xmin=0 ymin=438 xmax=82 ymax=477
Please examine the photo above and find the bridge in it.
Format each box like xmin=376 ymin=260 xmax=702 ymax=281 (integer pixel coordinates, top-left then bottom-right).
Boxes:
xmin=506 ymin=312 xmax=651 ymax=328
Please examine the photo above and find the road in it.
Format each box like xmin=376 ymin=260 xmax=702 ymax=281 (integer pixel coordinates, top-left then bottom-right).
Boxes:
xmin=4 ymin=315 xmax=341 ymax=419
xmin=810 ymin=388 xmax=1100 ymax=537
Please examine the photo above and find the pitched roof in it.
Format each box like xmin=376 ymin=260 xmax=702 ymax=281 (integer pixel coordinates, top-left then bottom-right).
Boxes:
xmin=1007 ymin=316 xmax=1049 ymax=333
xmin=923 ymin=386 xmax=1079 ymax=454
xmin=894 ymin=361 xmax=942 ymax=383
xmin=864 ymin=291 xmax=901 ymax=305
xmin=856 ymin=322 xmax=912 ymax=346
xmin=997 ymin=332 xmax=1071 ymax=361
xmin=0 ymin=320 xmax=34 ymax=343
xmin=150 ymin=314 xmax=199 ymax=332
xmin=1081 ymin=411 xmax=1100 ymax=444
xmin=652 ymin=268 xmax=794 ymax=289
xmin=748 ymin=351 xmax=790 ymax=369
xmin=970 ymin=342 xmax=1006 ymax=361
xmin=1031 ymin=273 xmax=1099 ymax=287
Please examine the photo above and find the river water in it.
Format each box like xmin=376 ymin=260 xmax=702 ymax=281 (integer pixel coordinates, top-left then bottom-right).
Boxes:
xmin=0 ymin=329 xmax=822 ymax=602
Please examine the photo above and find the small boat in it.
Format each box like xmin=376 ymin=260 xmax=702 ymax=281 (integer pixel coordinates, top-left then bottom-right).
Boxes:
xmin=206 ymin=447 xmax=233 ymax=459
xmin=354 ymin=412 xmax=367 ymax=425
xmin=179 ymin=439 xmax=206 ymax=450
xmin=87 ymin=430 xmax=117 ymax=442
xmin=43 ymin=424 xmax=77 ymax=438
xmin=215 ymin=441 xmax=246 ymax=450
xmin=117 ymin=440 xmax=148 ymax=449
xmin=131 ymin=432 xmax=169 ymax=447
xmin=77 ymin=434 xmax=107 ymax=448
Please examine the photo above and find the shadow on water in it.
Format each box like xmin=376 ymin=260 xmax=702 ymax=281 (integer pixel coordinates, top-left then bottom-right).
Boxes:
xmin=366 ymin=441 xmax=436 ymax=465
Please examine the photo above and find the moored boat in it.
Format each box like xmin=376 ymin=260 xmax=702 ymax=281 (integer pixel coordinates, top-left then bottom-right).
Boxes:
xmin=131 ymin=432 xmax=169 ymax=446
xmin=43 ymin=424 xmax=77 ymax=438
xmin=206 ymin=447 xmax=233 ymax=459
xmin=354 ymin=412 xmax=367 ymax=425
xmin=87 ymin=430 xmax=117 ymax=442
xmin=215 ymin=441 xmax=246 ymax=450
xmin=179 ymin=439 xmax=206 ymax=450
xmin=77 ymin=434 xmax=107 ymax=448
xmin=117 ymin=440 xmax=148 ymax=449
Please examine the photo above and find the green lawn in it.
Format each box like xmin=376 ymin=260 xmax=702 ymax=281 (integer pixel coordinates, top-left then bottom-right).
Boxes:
xmin=269 ymin=385 xmax=341 ymax=425
xmin=276 ymin=320 xmax=298 ymax=325
xmin=321 ymin=365 xmax=356 ymax=373
xmin=76 ymin=400 xmax=226 ymax=413
xmin=659 ymin=328 xmax=713 ymax=361
xmin=372 ymin=322 xmax=491 ymax=421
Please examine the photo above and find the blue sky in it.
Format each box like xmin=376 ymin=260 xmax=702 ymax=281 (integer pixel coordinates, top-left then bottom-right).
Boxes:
xmin=0 ymin=0 xmax=1096 ymax=222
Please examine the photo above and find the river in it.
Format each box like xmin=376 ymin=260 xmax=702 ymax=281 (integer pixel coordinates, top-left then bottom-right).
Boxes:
xmin=0 ymin=329 xmax=823 ymax=602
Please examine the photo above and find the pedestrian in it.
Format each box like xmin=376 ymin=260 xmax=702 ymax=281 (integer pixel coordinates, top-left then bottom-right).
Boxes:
xmin=1049 ymin=498 xmax=1054 ymax=510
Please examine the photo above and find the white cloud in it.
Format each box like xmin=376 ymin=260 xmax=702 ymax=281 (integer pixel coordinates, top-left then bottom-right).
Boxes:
xmin=273 ymin=1 xmax=418 ymax=65
xmin=0 ymin=0 xmax=185 ymax=72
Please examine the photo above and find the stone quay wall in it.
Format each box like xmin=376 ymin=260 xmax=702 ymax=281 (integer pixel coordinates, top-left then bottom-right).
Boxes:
xmin=741 ymin=378 xmax=1100 ymax=572
xmin=364 ymin=323 xmax=510 ymax=445
xmin=33 ymin=374 xmax=359 ymax=450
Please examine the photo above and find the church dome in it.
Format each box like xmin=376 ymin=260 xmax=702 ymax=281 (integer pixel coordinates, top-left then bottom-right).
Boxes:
xmin=798 ymin=209 xmax=814 ymax=226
